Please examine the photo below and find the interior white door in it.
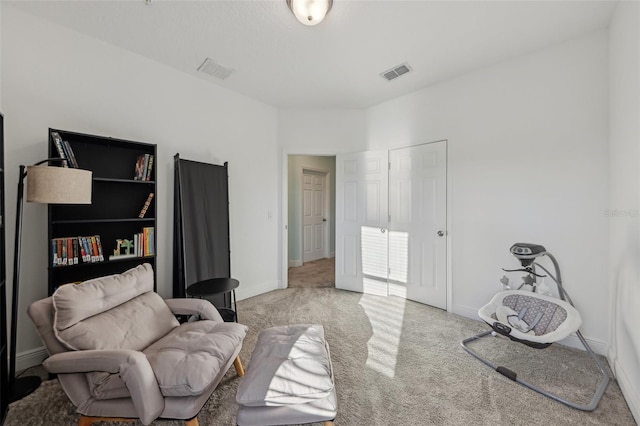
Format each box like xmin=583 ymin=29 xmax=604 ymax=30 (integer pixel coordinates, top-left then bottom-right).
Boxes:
xmin=388 ymin=142 xmax=447 ymax=309
xmin=302 ymin=171 xmax=326 ymax=263
xmin=335 ymin=151 xmax=389 ymax=295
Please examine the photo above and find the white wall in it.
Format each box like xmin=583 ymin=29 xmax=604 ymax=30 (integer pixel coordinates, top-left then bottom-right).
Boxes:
xmin=608 ymin=1 xmax=640 ymax=422
xmin=278 ymin=109 xmax=367 ymax=154
xmin=365 ymin=32 xmax=610 ymax=351
xmin=2 ymin=6 xmax=279 ymax=364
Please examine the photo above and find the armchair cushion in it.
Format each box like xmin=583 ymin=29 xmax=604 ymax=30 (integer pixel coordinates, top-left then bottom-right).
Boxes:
xmin=144 ymin=320 xmax=248 ymax=397
xmin=52 ymin=263 xmax=179 ymax=351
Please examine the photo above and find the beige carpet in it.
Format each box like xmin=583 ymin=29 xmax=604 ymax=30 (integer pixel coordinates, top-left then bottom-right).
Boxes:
xmin=288 ymin=258 xmax=335 ymax=288
xmin=5 ymin=288 xmax=636 ymax=425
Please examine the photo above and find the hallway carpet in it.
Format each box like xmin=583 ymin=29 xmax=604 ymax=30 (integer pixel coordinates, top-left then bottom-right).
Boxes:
xmin=287 ymin=257 xmax=335 ymax=288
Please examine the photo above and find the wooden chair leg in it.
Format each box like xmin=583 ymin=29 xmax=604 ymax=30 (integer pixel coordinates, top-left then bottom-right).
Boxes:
xmin=184 ymin=417 xmax=199 ymax=426
xmin=79 ymin=416 xmax=135 ymax=426
xmin=80 ymin=415 xmax=198 ymax=426
xmin=234 ymin=356 xmax=245 ymax=377
xmin=323 ymin=422 xmax=334 ymax=426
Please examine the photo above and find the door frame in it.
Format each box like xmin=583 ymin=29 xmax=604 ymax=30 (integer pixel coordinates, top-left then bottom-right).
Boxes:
xmin=281 ymin=151 xmax=336 ymax=289
xmin=301 ymin=167 xmax=331 ymax=263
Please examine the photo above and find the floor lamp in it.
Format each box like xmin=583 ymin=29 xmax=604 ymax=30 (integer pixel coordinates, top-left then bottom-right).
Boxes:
xmin=9 ymin=160 xmax=92 ymax=401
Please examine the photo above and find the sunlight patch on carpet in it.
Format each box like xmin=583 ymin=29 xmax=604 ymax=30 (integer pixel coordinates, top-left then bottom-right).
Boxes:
xmin=359 ymin=294 xmax=406 ymax=378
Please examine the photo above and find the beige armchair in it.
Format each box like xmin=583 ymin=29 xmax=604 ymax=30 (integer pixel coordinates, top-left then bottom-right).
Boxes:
xmin=28 ymin=263 xmax=247 ymax=426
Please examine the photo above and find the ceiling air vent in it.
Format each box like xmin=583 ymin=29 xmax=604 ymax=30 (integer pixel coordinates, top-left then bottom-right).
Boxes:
xmin=380 ymin=62 xmax=412 ymax=81
xmin=197 ymin=58 xmax=234 ymax=80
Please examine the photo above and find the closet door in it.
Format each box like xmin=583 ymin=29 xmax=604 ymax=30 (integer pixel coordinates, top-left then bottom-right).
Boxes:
xmin=388 ymin=142 xmax=447 ymax=309
xmin=336 ymin=142 xmax=447 ymax=310
xmin=335 ymin=151 xmax=389 ymax=295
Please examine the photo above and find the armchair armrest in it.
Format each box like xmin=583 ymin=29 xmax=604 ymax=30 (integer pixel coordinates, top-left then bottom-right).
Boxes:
xmin=44 ymin=350 xmax=163 ymax=425
xmin=164 ymin=298 xmax=224 ymax=322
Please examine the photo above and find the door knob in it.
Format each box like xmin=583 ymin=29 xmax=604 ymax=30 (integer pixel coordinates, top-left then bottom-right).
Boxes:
xmin=322 ymin=218 xmax=327 ymax=222
xmin=437 ymin=230 xmax=445 ymax=237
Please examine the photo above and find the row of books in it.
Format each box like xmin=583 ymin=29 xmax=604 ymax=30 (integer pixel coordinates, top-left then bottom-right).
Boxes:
xmin=52 ymin=235 xmax=104 ymax=267
xmin=51 ymin=131 xmax=79 ymax=168
xmin=134 ymin=154 xmax=154 ymax=181
xmin=108 ymin=227 xmax=155 ymax=261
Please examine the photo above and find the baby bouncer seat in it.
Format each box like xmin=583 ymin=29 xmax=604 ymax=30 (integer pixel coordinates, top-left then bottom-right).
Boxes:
xmin=461 ymin=243 xmax=609 ymax=411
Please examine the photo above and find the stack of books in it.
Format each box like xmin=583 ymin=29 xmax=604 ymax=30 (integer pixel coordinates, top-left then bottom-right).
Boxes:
xmin=134 ymin=154 xmax=154 ymax=181
xmin=51 ymin=235 xmax=104 ymax=267
xmin=51 ymin=131 xmax=79 ymax=168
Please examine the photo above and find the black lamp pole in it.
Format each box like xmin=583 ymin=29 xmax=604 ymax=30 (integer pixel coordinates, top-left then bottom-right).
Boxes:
xmin=9 ymin=159 xmax=66 ymax=402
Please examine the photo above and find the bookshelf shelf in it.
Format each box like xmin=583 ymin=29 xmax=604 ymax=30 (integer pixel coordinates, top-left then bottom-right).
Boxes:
xmin=94 ymin=177 xmax=155 ymax=184
xmin=47 ymin=129 xmax=157 ymax=295
xmin=52 ymin=218 xmax=155 ymax=225
xmin=49 ymin=255 xmax=156 ymax=270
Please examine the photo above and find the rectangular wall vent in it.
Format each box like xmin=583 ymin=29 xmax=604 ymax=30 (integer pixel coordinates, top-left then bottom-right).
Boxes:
xmin=197 ymin=58 xmax=234 ymax=80
xmin=380 ymin=62 xmax=412 ymax=81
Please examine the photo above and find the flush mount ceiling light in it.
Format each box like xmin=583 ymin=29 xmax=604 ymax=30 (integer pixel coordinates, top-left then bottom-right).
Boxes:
xmin=287 ymin=0 xmax=333 ymax=26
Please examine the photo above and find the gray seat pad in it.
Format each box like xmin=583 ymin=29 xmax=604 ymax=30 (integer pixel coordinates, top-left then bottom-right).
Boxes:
xmin=236 ymin=324 xmax=334 ymax=407
xmin=88 ymin=320 xmax=247 ymax=400
xmin=144 ymin=320 xmax=248 ymax=397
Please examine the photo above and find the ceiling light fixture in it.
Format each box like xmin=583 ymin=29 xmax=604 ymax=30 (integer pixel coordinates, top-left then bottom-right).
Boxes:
xmin=286 ymin=0 xmax=333 ymax=26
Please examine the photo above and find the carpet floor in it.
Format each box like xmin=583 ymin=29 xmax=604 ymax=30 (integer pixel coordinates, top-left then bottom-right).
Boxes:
xmin=287 ymin=258 xmax=335 ymax=288
xmin=5 ymin=288 xmax=636 ymax=425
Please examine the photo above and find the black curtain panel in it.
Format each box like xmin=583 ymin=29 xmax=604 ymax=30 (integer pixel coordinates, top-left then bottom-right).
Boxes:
xmin=173 ymin=154 xmax=230 ymax=308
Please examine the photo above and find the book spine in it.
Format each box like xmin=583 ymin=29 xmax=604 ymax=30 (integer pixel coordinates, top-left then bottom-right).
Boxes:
xmin=80 ymin=237 xmax=91 ymax=263
xmin=145 ymin=154 xmax=154 ymax=181
xmin=67 ymin=238 xmax=73 ymax=265
xmin=142 ymin=154 xmax=150 ymax=182
xmin=78 ymin=236 xmax=87 ymax=263
xmin=57 ymin=239 xmax=63 ymax=265
xmin=149 ymin=227 xmax=154 ymax=255
xmin=73 ymin=238 xmax=78 ymax=265
xmin=51 ymin=132 xmax=69 ymax=167
xmin=83 ymin=237 xmax=92 ymax=263
xmin=142 ymin=227 xmax=148 ymax=256
xmin=60 ymin=141 xmax=75 ymax=168
xmin=133 ymin=155 xmax=144 ymax=180
xmin=52 ymin=239 xmax=57 ymax=267
xmin=63 ymin=140 xmax=79 ymax=168
xmin=96 ymin=235 xmax=104 ymax=261
xmin=61 ymin=238 xmax=67 ymax=265
xmin=90 ymin=236 xmax=98 ymax=262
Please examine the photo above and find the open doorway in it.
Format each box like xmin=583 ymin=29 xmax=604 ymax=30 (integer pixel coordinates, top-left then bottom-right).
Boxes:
xmin=287 ymin=155 xmax=336 ymax=288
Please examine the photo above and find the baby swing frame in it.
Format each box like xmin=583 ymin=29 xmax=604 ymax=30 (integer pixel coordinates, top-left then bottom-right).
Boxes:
xmin=460 ymin=244 xmax=610 ymax=411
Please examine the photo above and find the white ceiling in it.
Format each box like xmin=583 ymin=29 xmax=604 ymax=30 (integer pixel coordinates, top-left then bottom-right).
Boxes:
xmin=9 ymin=1 xmax=617 ymax=109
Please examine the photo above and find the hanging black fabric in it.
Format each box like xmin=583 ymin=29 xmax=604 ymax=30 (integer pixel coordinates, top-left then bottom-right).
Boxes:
xmin=173 ymin=154 xmax=230 ymax=308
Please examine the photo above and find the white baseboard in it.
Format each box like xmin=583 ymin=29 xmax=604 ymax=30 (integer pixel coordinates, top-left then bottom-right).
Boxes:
xmin=16 ymin=346 xmax=48 ymax=372
xmin=613 ymin=358 xmax=640 ymax=424
xmin=288 ymin=260 xmax=302 ymax=268
xmin=452 ymin=304 xmax=480 ymax=320
xmin=558 ymin=334 xmax=608 ymax=356
xmin=236 ymin=280 xmax=278 ymax=302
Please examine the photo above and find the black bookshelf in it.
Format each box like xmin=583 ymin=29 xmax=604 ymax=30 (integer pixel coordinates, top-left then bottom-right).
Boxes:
xmin=0 ymin=114 xmax=8 ymax=423
xmin=47 ymin=129 xmax=157 ymax=295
